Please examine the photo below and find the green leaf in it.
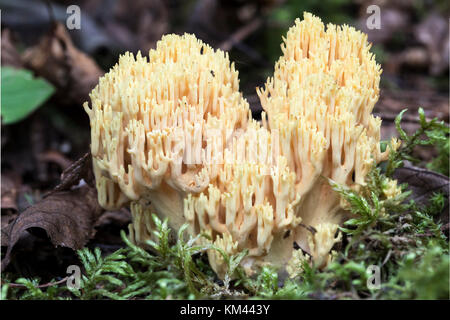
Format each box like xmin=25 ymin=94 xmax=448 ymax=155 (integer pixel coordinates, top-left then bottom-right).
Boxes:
xmin=344 ymin=218 xmax=362 ymax=226
xmin=394 ymin=109 xmax=408 ymax=141
xmin=1 ymin=67 xmax=55 ymax=124
xmin=418 ymin=107 xmax=427 ymax=127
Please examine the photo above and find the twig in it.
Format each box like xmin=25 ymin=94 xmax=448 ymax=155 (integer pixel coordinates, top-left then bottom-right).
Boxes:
xmin=42 ymin=0 xmax=56 ymax=23
xmin=219 ymin=18 xmax=263 ymax=51
xmin=3 ymin=276 xmax=68 ymax=289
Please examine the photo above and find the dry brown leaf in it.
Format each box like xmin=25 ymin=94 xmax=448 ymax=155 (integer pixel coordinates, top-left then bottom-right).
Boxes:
xmin=1 ymin=185 xmax=103 ymax=271
xmin=1 ymin=29 xmax=23 ymax=68
xmin=1 ymin=213 xmax=18 ymax=239
xmin=393 ymin=165 xmax=449 ymax=230
xmin=49 ymin=152 xmax=94 ymax=196
xmin=1 ymin=152 xmax=101 ymax=271
xmin=22 ymin=22 xmax=104 ymax=105
xmin=1 ymin=173 xmax=20 ymax=211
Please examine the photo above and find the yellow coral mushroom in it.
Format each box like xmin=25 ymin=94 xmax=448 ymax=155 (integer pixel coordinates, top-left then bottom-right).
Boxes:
xmin=84 ymin=33 xmax=250 ymax=231
xmin=84 ymin=13 xmax=397 ymax=279
xmin=257 ymin=12 xmax=394 ymax=266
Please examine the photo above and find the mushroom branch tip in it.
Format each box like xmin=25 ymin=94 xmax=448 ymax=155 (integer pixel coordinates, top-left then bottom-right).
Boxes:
xmin=84 ymin=13 xmax=399 ymax=279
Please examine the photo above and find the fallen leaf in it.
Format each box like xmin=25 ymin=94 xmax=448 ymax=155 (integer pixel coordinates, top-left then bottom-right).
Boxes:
xmin=0 ymin=0 xmax=118 ymax=56
xmin=48 ymin=152 xmax=94 ymax=196
xmin=1 ymin=185 xmax=103 ymax=271
xmin=393 ymin=165 xmax=449 ymax=227
xmin=22 ymin=22 xmax=104 ymax=106
xmin=1 ymin=29 xmax=23 ymax=68
xmin=1 ymin=213 xmax=18 ymax=238
xmin=1 ymin=173 xmax=20 ymax=211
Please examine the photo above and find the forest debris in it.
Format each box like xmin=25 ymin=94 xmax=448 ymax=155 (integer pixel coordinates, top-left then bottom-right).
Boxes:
xmin=219 ymin=17 xmax=262 ymax=51
xmin=1 ymin=185 xmax=103 ymax=272
xmin=383 ymin=10 xmax=449 ymax=76
xmin=1 ymin=172 xmax=20 ymax=245
xmin=377 ymin=90 xmax=449 ymax=122
xmin=37 ymin=150 xmax=73 ymax=171
xmin=393 ymin=165 xmax=449 ymax=226
xmin=31 ymin=115 xmax=48 ymax=183
xmin=0 ymin=29 xmax=23 ymax=68
xmin=1 ymin=213 xmax=18 ymax=237
xmin=1 ymin=152 xmax=99 ymax=271
xmin=22 ymin=22 xmax=104 ymax=106
xmin=414 ymin=12 xmax=449 ymax=75
xmin=94 ymin=209 xmax=131 ymax=228
xmin=383 ymin=47 xmax=429 ymax=74
xmin=48 ymin=152 xmax=94 ymax=196
xmin=358 ymin=6 xmax=409 ymax=44
xmin=113 ymin=0 xmax=169 ymax=53
xmin=0 ymin=0 xmax=117 ymax=55
xmin=1 ymin=173 xmax=20 ymax=211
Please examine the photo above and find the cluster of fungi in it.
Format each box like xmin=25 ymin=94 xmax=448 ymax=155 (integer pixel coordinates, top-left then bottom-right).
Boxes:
xmin=84 ymin=13 xmax=400 ymax=278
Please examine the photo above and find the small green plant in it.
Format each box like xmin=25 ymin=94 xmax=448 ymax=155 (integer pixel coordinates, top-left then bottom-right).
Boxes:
xmin=1 ymin=278 xmax=65 ymax=300
xmin=383 ymin=243 xmax=449 ymax=299
xmin=330 ymin=168 xmax=411 ymax=236
xmin=70 ymin=247 xmax=132 ymax=299
xmin=386 ymin=108 xmax=449 ymax=177
xmin=2 ymin=214 xmax=248 ymax=300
